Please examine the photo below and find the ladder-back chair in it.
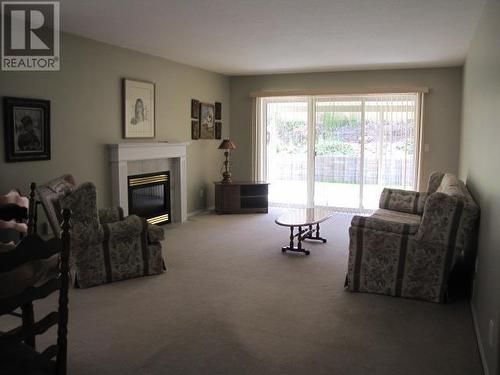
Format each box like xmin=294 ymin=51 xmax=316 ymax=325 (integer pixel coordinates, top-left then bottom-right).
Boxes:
xmin=0 ymin=183 xmax=71 ymax=375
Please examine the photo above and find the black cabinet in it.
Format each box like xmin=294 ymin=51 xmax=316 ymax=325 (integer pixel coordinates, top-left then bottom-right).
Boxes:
xmin=214 ymin=182 xmax=269 ymax=214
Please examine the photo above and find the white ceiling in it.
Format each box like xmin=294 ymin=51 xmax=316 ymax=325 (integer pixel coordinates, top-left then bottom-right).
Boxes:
xmin=60 ymin=0 xmax=486 ymax=75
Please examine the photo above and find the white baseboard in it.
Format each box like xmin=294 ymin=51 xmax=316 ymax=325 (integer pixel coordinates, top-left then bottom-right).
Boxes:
xmin=471 ymin=302 xmax=490 ymax=375
xmin=187 ymin=206 xmax=215 ymax=218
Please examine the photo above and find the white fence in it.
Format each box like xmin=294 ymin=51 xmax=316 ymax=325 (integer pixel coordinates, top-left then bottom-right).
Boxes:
xmin=269 ymin=154 xmax=415 ymax=187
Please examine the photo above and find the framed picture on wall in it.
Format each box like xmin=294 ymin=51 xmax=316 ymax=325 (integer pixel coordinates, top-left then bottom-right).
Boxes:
xmin=215 ymin=102 xmax=222 ymax=120
xmin=191 ymin=120 xmax=200 ymax=139
xmin=199 ymin=102 xmax=215 ymax=139
xmin=215 ymin=122 xmax=222 ymax=139
xmin=191 ymin=99 xmax=200 ymax=119
xmin=3 ymin=97 xmax=51 ymax=162
xmin=123 ymin=79 xmax=155 ymax=138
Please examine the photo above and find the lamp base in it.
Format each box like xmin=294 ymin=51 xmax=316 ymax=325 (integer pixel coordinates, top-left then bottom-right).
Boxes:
xmin=221 ymin=171 xmax=232 ymax=184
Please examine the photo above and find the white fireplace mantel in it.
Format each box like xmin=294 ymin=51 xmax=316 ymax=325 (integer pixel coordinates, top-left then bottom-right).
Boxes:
xmin=109 ymin=142 xmax=189 ymax=222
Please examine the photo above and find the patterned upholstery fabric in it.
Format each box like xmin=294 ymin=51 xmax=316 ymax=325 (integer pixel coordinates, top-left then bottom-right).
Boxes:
xmin=379 ymin=188 xmax=428 ymax=215
xmin=427 ymin=171 xmax=446 ymax=193
xmin=98 ymin=207 xmax=124 ymax=224
xmin=371 ymin=208 xmax=422 ymax=226
xmin=346 ymin=172 xmax=479 ymax=303
xmin=37 ymin=176 xmax=166 ymax=288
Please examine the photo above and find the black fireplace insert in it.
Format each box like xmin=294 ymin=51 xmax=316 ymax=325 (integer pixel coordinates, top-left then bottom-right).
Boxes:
xmin=128 ymin=171 xmax=171 ymax=225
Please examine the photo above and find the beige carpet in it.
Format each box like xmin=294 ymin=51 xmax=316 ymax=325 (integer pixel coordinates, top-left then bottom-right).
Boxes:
xmin=20 ymin=209 xmax=483 ymax=374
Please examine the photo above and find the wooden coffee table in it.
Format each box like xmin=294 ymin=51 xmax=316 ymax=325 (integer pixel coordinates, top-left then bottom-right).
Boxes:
xmin=275 ymin=208 xmax=333 ymax=255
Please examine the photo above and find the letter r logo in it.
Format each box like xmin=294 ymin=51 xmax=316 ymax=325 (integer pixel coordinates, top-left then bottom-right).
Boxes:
xmin=2 ymin=2 xmax=58 ymax=55
xmin=1 ymin=1 xmax=60 ymax=70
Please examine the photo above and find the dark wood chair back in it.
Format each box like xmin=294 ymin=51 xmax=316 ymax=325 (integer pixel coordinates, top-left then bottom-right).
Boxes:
xmin=0 ymin=182 xmax=71 ymax=375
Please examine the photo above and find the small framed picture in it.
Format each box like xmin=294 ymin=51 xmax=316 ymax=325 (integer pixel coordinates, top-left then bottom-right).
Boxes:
xmin=123 ymin=79 xmax=155 ymax=138
xmin=3 ymin=97 xmax=51 ymax=162
xmin=215 ymin=122 xmax=222 ymax=140
xmin=191 ymin=99 xmax=200 ymax=119
xmin=199 ymin=102 xmax=215 ymax=139
xmin=191 ymin=120 xmax=200 ymax=140
xmin=215 ymin=102 xmax=222 ymax=120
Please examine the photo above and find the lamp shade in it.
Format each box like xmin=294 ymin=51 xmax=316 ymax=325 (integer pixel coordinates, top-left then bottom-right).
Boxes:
xmin=218 ymin=139 xmax=236 ymax=150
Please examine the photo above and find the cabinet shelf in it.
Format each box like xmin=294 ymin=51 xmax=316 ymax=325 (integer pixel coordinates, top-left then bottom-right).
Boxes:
xmin=214 ymin=182 xmax=269 ymax=214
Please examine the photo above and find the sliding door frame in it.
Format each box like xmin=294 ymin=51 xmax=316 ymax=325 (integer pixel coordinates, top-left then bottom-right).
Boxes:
xmin=257 ymin=93 xmax=424 ymax=211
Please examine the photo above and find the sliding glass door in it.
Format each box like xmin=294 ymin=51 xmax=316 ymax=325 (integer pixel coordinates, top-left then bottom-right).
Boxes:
xmin=262 ymin=94 xmax=420 ymax=212
xmin=362 ymin=95 xmax=418 ymax=209
xmin=265 ymin=98 xmax=309 ymax=207
xmin=314 ymin=98 xmax=362 ymax=210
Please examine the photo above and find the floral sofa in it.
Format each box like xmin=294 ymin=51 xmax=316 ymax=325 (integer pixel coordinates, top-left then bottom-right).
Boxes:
xmin=37 ymin=175 xmax=165 ymax=288
xmin=345 ymin=172 xmax=479 ymax=302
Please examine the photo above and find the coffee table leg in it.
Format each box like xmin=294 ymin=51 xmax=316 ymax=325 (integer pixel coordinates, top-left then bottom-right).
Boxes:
xmin=297 ymin=226 xmax=310 ymax=255
xmin=297 ymin=226 xmax=302 ymax=251
xmin=282 ymin=226 xmax=310 ymax=255
xmin=316 ymin=223 xmax=327 ymax=243
xmin=303 ymin=223 xmax=327 ymax=243
xmin=282 ymin=227 xmax=295 ymax=253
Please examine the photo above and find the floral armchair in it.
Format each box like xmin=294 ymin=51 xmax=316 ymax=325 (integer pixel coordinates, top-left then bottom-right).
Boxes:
xmin=345 ymin=172 xmax=480 ymax=302
xmin=37 ymin=175 xmax=165 ymax=288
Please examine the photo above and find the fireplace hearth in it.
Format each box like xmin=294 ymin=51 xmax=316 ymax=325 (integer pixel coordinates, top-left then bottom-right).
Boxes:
xmin=128 ymin=171 xmax=171 ymax=225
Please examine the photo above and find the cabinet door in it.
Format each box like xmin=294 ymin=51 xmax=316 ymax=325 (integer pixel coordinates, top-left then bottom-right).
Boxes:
xmin=221 ymin=185 xmax=240 ymax=211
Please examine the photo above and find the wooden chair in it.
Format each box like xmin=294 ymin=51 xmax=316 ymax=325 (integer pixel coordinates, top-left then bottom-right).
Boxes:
xmin=0 ymin=183 xmax=71 ymax=375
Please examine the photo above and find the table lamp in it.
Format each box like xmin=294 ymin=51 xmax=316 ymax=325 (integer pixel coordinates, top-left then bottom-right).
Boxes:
xmin=218 ymin=139 xmax=236 ymax=183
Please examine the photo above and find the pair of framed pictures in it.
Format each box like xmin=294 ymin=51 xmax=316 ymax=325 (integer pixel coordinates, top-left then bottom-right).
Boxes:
xmin=191 ymin=100 xmax=222 ymax=140
xmin=3 ymin=97 xmax=51 ymax=162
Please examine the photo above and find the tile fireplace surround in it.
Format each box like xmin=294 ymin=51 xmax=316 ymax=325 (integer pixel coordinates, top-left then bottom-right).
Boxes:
xmin=109 ymin=142 xmax=189 ymax=223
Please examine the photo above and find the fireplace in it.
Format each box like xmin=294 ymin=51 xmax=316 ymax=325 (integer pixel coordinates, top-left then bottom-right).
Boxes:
xmin=128 ymin=171 xmax=171 ymax=225
xmin=109 ymin=142 xmax=188 ymax=223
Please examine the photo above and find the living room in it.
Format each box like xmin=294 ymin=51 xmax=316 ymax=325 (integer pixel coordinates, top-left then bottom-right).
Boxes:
xmin=0 ymin=0 xmax=499 ymax=374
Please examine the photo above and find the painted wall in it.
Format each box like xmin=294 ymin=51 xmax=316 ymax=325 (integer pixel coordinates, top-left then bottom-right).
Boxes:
xmin=459 ymin=0 xmax=500 ymax=374
xmin=0 ymin=33 xmax=230 ymax=215
xmin=229 ymin=67 xmax=463 ymax=189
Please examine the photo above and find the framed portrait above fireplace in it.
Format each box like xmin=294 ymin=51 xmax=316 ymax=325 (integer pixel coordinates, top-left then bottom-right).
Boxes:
xmin=123 ymin=78 xmax=155 ymax=138
xmin=3 ymin=97 xmax=51 ymax=162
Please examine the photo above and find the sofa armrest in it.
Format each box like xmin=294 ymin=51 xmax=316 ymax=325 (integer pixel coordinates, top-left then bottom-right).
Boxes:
xmin=416 ymin=192 xmax=463 ymax=246
xmin=427 ymin=171 xmax=446 ymax=193
xmin=98 ymin=207 xmax=124 ymax=224
xmin=379 ymin=188 xmax=428 ymax=215
xmin=351 ymin=215 xmax=419 ymax=235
